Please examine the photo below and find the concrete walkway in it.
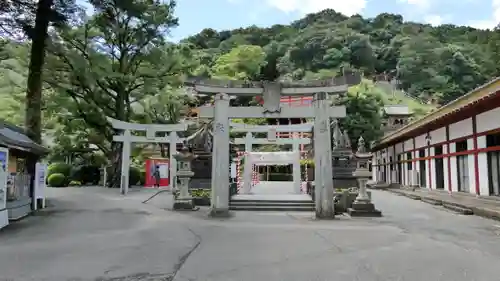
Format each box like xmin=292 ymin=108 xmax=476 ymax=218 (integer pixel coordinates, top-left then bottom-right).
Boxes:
xmin=386 ymin=188 xmax=500 ymax=221
xmin=2 ymin=187 xmax=500 ymax=281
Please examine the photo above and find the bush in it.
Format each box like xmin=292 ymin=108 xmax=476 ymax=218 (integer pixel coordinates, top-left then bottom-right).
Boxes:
xmin=129 ymin=166 xmax=141 ymax=186
xmin=48 ymin=173 xmax=67 ymax=187
xmin=103 ymin=165 xmax=142 ymax=187
xmin=70 ymin=165 xmax=101 ymax=185
xmin=138 ymin=170 xmax=146 ymax=186
xmin=69 ymin=180 xmax=82 ymax=186
xmin=191 ymin=189 xmax=210 ymax=198
xmin=48 ymin=162 xmax=72 ymax=178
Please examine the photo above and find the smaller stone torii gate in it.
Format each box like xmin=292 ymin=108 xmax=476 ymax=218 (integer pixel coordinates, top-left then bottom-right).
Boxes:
xmin=107 ymin=117 xmax=188 ymax=195
xmin=187 ymin=75 xmax=361 ymax=218
xmin=232 ymin=123 xmax=312 ymax=194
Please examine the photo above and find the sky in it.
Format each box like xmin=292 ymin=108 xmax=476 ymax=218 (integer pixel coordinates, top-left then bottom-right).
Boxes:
xmin=168 ymin=0 xmax=499 ymax=41
xmin=79 ymin=0 xmax=500 ymax=42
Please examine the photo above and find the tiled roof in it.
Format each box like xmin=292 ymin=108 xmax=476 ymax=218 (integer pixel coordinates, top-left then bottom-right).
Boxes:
xmin=0 ymin=121 xmax=48 ymax=155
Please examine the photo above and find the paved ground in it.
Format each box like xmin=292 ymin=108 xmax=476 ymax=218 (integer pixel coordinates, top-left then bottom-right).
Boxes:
xmin=1 ymin=187 xmax=500 ymax=281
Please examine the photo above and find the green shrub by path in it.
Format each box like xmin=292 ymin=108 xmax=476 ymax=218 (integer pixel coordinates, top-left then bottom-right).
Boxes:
xmin=48 ymin=173 xmax=66 ymax=187
xmin=138 ymin=169 xmax=146 ymax=185
xmin=70 ymin=165 xmax=101 ymax=185
xmin=129 ymin=166 xmax=141 ymax=185
xmin=69 ymin=180 xmax=82 ymax=186
xmin=103 ymin=165 xmax=144 ymax=187
xmin=191 ymin=189 xmax=210 ymax=198
xmin=48 ymin=162 xmax=72 ymax=178
xmin=300 ymin=159 xmax=314 ymax=167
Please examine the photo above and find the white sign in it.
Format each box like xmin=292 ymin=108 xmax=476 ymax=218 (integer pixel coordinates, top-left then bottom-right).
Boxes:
xmin=158 ymin=163 xmax=169 ymax=178
xmin=34 ymin=162 xmax=47 ymax=210
xmin=230 ymin=163 xmax=237 ymax=178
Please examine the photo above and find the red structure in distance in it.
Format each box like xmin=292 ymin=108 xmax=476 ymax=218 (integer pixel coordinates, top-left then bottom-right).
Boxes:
xmin=144 ymin=158 xmax=170 ymax=188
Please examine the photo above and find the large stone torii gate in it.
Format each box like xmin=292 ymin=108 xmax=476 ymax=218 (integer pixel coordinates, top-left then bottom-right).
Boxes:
xmin=231 ymin=122 xmax=312 ymax=194
xmin=187 ymin=76 xmax=360 ymax=218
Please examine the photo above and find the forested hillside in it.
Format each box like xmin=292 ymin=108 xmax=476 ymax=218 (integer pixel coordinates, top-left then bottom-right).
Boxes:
xmin=185 ymin=9 xmax=499 ymax=105
xmin=1 ymin=4 xmax=499 ymax=165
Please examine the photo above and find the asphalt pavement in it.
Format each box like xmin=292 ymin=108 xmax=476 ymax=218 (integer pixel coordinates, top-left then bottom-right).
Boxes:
xmin=1 ymin=186 xmax=500 ymax=281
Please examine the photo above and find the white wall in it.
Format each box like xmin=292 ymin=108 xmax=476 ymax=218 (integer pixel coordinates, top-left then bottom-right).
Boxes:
xmin=477 ymin=136 xmax=490 ymax=196
xmin=443 ymin=143 xmax=450 ymax=192
xmin=430 ymin=127 xmax=446 ymax=144
xmin=450 ymin=142 xmax=458 ymax=192
xmin=415 ymin=134 xmax=427 ymax=149
xmin=449 ymin=118 xmax=473 ymax=139
xmin=429 ymin=147 xmax=435 ymax=189
xmin=404 ymin=138 xmax=414 ymax=151
xmin=477 ymin=107 xmax=500 ymax=133
xmin=395 ymin=143 xmax=403 ymax=155
xmin=467 ymin=138 xmax=476 ymax=195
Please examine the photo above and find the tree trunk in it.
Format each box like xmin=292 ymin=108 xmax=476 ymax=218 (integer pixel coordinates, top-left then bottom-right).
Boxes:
xmin=107 ymin=142 xmax=122 ymax=188
xmin=25 ymin=0 xmax=53 ymax=208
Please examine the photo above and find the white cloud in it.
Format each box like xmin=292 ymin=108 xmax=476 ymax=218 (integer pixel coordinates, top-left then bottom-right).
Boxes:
xmin=399 ymin=0 xmax=430 ymax=10
xmin=469 ymin=0 xmax=500 ymax=29
xmin=424 ymin=14 xmax=443 ymax=26
xmin=265 ymin=0 xmax=366 ymax=16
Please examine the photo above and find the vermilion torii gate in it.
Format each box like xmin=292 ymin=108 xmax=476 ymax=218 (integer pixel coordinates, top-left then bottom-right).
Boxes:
xmin=187 ymin=76 xmax=361 ymax=218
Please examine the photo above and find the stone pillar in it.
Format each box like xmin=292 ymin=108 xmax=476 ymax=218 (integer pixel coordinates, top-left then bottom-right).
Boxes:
xmin=209 ymin=93 xmax=231 ymax=217
xmin=120 ymin=129 xmax=132 ymax=195
xmin=168 ymin=132 xmax=178 ymax=190
xmin=242 ymin=132 xmax=253 ymax=194
xmin=292 ymin=139 xmax=301 ymax=194
xmin=313 ymin=92 xmax=335 ymax=219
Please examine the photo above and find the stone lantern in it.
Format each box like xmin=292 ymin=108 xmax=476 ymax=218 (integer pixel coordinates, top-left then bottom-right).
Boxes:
xmin=347 ymin=136 xmax=382 ymax=217
xmin=172 ymin=143 xmax=198 ymax=210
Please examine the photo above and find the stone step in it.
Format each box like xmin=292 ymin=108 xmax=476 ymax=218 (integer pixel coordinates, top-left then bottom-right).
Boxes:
xmin=229 ymin=205 xmax=315 ymax=211
xmin=230 ymin=201 xmax=315 ymax=207
xmin=230 ymin=199 xmax=314 ymax=204
xmin=421 ymin=197 xmax=442 ymax=205
xmin=442 ymin=203 xmax=473 ymax=215
xmin=229 ymin=199 xmax=315 ymax=211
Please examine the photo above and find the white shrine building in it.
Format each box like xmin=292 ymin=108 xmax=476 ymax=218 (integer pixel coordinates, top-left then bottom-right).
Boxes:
xmin=371 ymin=77 xmax=500 ymax=197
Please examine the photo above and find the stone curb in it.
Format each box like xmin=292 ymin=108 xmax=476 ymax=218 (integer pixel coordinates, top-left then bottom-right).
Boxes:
xmin=386 ymin=189 xmax=499 ymax=221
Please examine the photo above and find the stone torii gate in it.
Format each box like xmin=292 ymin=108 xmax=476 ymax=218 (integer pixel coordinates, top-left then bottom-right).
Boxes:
xmin=107 ymin=117 xmax=188 ymax=195
xmin=231 ymin=122 xmax=312 ymax=194
xmin=187 ymin=76 xmax=360 ymax=218
xmin=234 ymin=132 xmax=310 ymax=194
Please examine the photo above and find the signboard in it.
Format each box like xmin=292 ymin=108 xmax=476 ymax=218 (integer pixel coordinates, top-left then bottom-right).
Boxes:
xmin=34 ymin=162 xmax=47 ymax=200
xmin=0 ymin=147 xmax=9 ymax=229
xmin=230 ymin=162 xmax=237 ymax=179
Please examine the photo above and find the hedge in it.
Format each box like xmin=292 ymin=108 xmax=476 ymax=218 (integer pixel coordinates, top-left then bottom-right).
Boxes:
xmin=48 ymin=173 xmax=66 ymax=187
xmin=48 ymin=162 xmax=72 ymax=178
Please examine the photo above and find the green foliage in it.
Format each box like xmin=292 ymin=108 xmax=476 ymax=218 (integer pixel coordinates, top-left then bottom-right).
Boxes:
xmin=48 ymin=162 xmax=72 ymax=178
xmin=48 ymin=173 xmax=66 ymax=187
xmin=129 ymin=166 xmax=141 ymax=186
xmin=69 ymin=180 xmax=82 ymax=186
xmin=139 ymin=170 xmax=146 ymax=186
xmin=70 ymin=165 xmax=101 ymax=185
xmin=300 ymin=159 xmax=315 ymax=167
xmin=191 ymin=189 xmax=210 ymax=198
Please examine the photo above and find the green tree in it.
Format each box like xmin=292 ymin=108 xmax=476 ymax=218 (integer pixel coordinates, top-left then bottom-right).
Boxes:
xmin=211 ymin=45 xmax=267 ymax=80
xmin=45 ymin=0 xmax=184 ymax=187
xmin=337 ymin=81 xmax=384 ymax=147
